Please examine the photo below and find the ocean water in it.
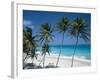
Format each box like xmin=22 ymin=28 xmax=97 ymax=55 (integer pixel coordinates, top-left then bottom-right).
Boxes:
xmin=37 ymin=45 xmax=91 ymax=60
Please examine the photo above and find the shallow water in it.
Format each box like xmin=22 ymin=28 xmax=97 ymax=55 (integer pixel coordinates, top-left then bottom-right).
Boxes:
xmin=37 ymin=44 xmax=91 ymax=60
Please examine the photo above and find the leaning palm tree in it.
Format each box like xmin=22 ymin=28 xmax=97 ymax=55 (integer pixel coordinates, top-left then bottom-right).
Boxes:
xmin=38 ymin=23 xmax=54 ymax=68
xmin=56 ymin=17 xmax=70 ymax=67
xmin=23 ymin=27 xmax=38 ymax=68
xmin=30 ymin=35 xmax=38 ymax=63
xmin=41 ymin=44 xmax=51 ymax=67
xmin=23 ymin=28 xmax=31 ymax=64
xmin=70 ymin=17 xmax=90 ymax=67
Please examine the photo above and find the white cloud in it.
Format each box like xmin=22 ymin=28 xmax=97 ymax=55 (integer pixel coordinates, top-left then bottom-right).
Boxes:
xmin=23 ymin=20 xmax=32 ymax=26
xmin=28 ymin=25 xmax=34 ymax=29
xmin=23 ymin=20 xmax=34 ymax=29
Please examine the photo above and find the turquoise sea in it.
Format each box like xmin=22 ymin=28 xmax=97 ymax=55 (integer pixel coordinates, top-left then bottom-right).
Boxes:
xmin=37 ymin=45 xmax=91 ymax=60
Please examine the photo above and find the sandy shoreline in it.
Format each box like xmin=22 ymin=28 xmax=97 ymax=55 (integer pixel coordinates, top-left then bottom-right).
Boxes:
xmin=25 ymin=54 xmax=91 ymax=68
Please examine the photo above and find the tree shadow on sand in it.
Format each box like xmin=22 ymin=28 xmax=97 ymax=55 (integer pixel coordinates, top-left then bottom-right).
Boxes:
xmin=23 ymin=63 xmax=58 ymax=69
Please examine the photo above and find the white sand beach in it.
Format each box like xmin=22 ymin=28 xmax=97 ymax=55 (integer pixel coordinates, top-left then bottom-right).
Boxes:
xmin=25 ymin=54 xmax=91 ymax=68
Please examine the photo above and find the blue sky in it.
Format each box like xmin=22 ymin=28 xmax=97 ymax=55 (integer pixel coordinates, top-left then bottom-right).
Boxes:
xmin=23 ymin=10 xmax=91 ymax=45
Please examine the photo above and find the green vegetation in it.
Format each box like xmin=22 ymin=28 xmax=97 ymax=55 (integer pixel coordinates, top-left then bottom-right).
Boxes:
xmin=23 ymin=27 xmax=38 ymax=69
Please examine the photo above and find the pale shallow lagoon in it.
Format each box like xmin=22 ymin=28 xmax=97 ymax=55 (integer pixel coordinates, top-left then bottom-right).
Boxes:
xmin=37 ymin=44 xmax=91 ymax=60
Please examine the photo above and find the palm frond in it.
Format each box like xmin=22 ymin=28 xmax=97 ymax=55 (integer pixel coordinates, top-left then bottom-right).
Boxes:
xmin=56 ymin=17 xmax=70 ymax=33
xmin=70 ymin=17 xmax=90 ymax=42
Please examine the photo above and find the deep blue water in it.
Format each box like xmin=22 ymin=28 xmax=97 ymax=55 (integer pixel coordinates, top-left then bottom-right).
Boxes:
xmin=37 ymin=45 xmax=91 ymax=60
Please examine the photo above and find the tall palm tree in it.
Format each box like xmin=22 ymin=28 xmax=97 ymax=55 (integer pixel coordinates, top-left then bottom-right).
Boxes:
xmin=56 ymin=17 xmax=70 ymax=67
xmin=30 ymin=35 xmax=38 ymax=63
xmin=70 ymin=17 xmax=90 ymax=67
xmin=23 ymin=27 xmax=38 ymax=68
xmin=38 ymin=23 xmax=54 ymax=68
xmin=23 ymin=28 xmax=31 ymax=63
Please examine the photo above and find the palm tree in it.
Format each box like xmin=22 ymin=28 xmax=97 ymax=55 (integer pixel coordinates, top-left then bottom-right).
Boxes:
xmin=30 ymin=35 xmax=38 ymax=63
xmin=38 ymin=23 xmax=54 ymax=68
xmin=23 ymin=28 xmax=31 ymax=64
xmin=23 ymin=27 xmax=38 ymax=68
xmin=56 ymin=17 xmax=70 ymax=67
xmin=70 ymin=17 xmax=90 ymax=67
xmin=42 ymin=44 xmax=51 ymax=67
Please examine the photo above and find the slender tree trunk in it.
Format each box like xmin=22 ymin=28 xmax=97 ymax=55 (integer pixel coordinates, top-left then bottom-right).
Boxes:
xmin=23 ymin=52 xmax=28 ymax=69
xmin=32 ymin=58 xmax=34 ymax=64
xmin=71 ymin=34 xmax=79 ymax=67
xmin=43 ymin=54 xmax=46 ymax=68
xmin=23 ymin=54 xmax=28 ymax=62
xmin=56 ymin=32 xmax=64 ymax=67
xmin=43 ymin=41 xmax=48 ymax=68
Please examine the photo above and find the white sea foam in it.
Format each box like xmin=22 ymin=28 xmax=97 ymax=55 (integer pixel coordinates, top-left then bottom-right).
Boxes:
xmin=35 ymin=51 xmax=90 ymax=63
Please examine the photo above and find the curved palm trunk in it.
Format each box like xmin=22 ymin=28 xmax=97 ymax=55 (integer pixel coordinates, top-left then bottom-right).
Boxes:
xmin=43 ymin=41 xmax=48 ymax=68
xmin=43 ymin=54 xmax=46 ymax=68
xmin=71 ymin=34 xmax=79 ymax=67
xmin=32 ymin=58 xmax=34 ymax=64
xmin=56 ymin=32 xmax=64 ymax=67
xmin=23 ymin=52 xmax=28 ymax=69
